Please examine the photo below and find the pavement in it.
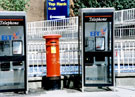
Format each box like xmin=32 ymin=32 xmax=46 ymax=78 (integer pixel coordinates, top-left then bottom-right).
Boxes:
xmin=0 ymin=86 xmax=135 ymax=97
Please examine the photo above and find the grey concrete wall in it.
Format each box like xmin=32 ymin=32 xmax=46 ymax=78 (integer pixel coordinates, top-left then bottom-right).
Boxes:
xmin=27 ymin=0 xmax=46 ymax=22
xmin=116 ymin=78 xmax=135 ymax=87
xmin=28 ymin=73 xmax=135 ymax=89
xmin=115 ymin=73 xmax=135 ymax=87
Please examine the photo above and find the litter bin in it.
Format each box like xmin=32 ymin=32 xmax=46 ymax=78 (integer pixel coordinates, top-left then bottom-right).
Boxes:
xmin=42 ymin=34 xmax=61 ymax=90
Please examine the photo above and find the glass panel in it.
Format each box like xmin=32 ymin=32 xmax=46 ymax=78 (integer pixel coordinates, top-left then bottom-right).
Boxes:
xmin=0 ymin=41 xmax=10 ymax=56
xmin=0 ymin=26 xmax=24 ymax=56
xmin=85 ymin=23 xmax=95 ymax=51
xmin=0 ymin=61 xmax=25 ymax=90
xmin=85 ymin=22 xmax=108 ymax=52
xmin=84 ymin=21 xmax=113 ymax=85
xmin=85 ymin=57 xmax=112 ymax=84
xmin=83 ymin=11 xmax=114 ymax=87
xmin=85 ymin=37 xmax=95 ymax=51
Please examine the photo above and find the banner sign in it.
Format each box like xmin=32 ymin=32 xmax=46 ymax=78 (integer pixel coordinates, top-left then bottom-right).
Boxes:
xmin=47 ymin=0 xmax=69 ymax=20
xmin=84 ymin=13 xmax=113 ymax=22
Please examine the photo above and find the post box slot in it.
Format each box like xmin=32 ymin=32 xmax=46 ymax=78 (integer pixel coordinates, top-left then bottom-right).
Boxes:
xmin=50 ymin=42 xmax=56 ymax=44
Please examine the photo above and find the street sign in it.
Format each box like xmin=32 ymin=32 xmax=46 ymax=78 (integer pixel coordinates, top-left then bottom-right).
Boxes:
xmin=47 ymin=0 xmax=69 ymax=20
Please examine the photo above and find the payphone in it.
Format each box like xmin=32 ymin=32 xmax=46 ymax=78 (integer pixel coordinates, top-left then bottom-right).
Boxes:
xmin=0 ymin=12 xmax=27 ymax=92
xmin=79 ymin=8 xmax=114 ymax=90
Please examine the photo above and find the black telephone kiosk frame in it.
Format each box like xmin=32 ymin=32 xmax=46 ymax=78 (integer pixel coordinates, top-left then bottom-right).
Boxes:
xmin=0 ymin=12 xmax=27 ymax=93
xmin=79 ymin=8 xmax=115 ymax=91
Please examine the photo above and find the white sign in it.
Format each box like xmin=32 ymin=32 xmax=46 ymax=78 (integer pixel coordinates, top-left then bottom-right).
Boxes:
xmin=13 ymin=41 xmax=22 ymax=55
xmin=50 ymin=15 xmax=65 ymax=19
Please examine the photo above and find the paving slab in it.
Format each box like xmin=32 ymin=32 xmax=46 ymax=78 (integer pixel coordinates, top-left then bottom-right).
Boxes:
xmin=0 ymin=87 xmax=135 ymax=97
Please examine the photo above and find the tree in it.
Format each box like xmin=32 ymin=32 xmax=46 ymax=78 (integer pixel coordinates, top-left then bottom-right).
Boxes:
xmin=73 ymin=0 xmax=135 ymax=16
xmin=0 ymin=0 xmax=30 ymax=11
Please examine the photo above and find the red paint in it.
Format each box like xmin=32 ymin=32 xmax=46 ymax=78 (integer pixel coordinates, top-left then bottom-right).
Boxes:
xmin=85 ymin=15 xmax=112 ymax=18
xmin=43 ymin=34 xmax=61 ymax=77
xmin=0 ymin=19 xmax=23 ymax=21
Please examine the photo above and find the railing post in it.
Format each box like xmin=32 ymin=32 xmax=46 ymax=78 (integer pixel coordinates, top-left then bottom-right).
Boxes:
xmin=118 ymin=51 xmax=120 ymax=73
xmin=121 ymin=10 xmax=123 ymax=23
xmin=120 ymin=28 xmax=122 ymax=38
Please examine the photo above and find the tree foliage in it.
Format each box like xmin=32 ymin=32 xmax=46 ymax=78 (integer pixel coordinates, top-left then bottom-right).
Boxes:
xmin=73 ymin=0 xmax=135 ymax=15
xmin=0 ymin=0 xmax=30 ymax=11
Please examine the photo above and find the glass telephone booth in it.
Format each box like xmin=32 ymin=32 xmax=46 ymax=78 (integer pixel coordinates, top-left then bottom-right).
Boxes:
xmin=0 ymin=12 xmax=27 ymax=92
xmin=79 ymin=8 xmax=114 ymax=90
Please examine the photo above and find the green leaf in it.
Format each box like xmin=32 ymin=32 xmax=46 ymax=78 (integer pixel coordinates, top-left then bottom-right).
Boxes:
xmin=0 ymin=0 xmax=30 ymax=11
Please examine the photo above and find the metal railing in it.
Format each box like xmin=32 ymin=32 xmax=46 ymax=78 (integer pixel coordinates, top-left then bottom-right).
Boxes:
xmin=27 ymin=17 xmax=79 ymax=77
xmin=115 ymin=23 xmax=135 ymax=39
xmin=28 ymin=41 xmax=79 ymax=77
xmin=27 ymin=17 xmax=78 ymax=40
xmin=114 ymin=8 xmax=135 ymax=73
xmin=115 ymin=8 xmax=135 ymax=24
xmin=115 ymin=40 xmax=135 ymax=73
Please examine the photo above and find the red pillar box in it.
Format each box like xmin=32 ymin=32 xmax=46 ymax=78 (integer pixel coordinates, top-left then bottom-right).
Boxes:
xmin=42 ymin=34 xmax=61 ymax=90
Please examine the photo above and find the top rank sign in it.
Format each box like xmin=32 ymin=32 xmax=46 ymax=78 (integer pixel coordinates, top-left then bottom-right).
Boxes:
xmin=47 ymin=0 xmax=69 ymax=20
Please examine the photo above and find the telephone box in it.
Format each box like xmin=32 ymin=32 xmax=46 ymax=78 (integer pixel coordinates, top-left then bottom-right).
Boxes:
xmin=0 ymin=12 xmax=27 ymax=92
xmin=79 ymin=8 xmax=114 ymax=90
